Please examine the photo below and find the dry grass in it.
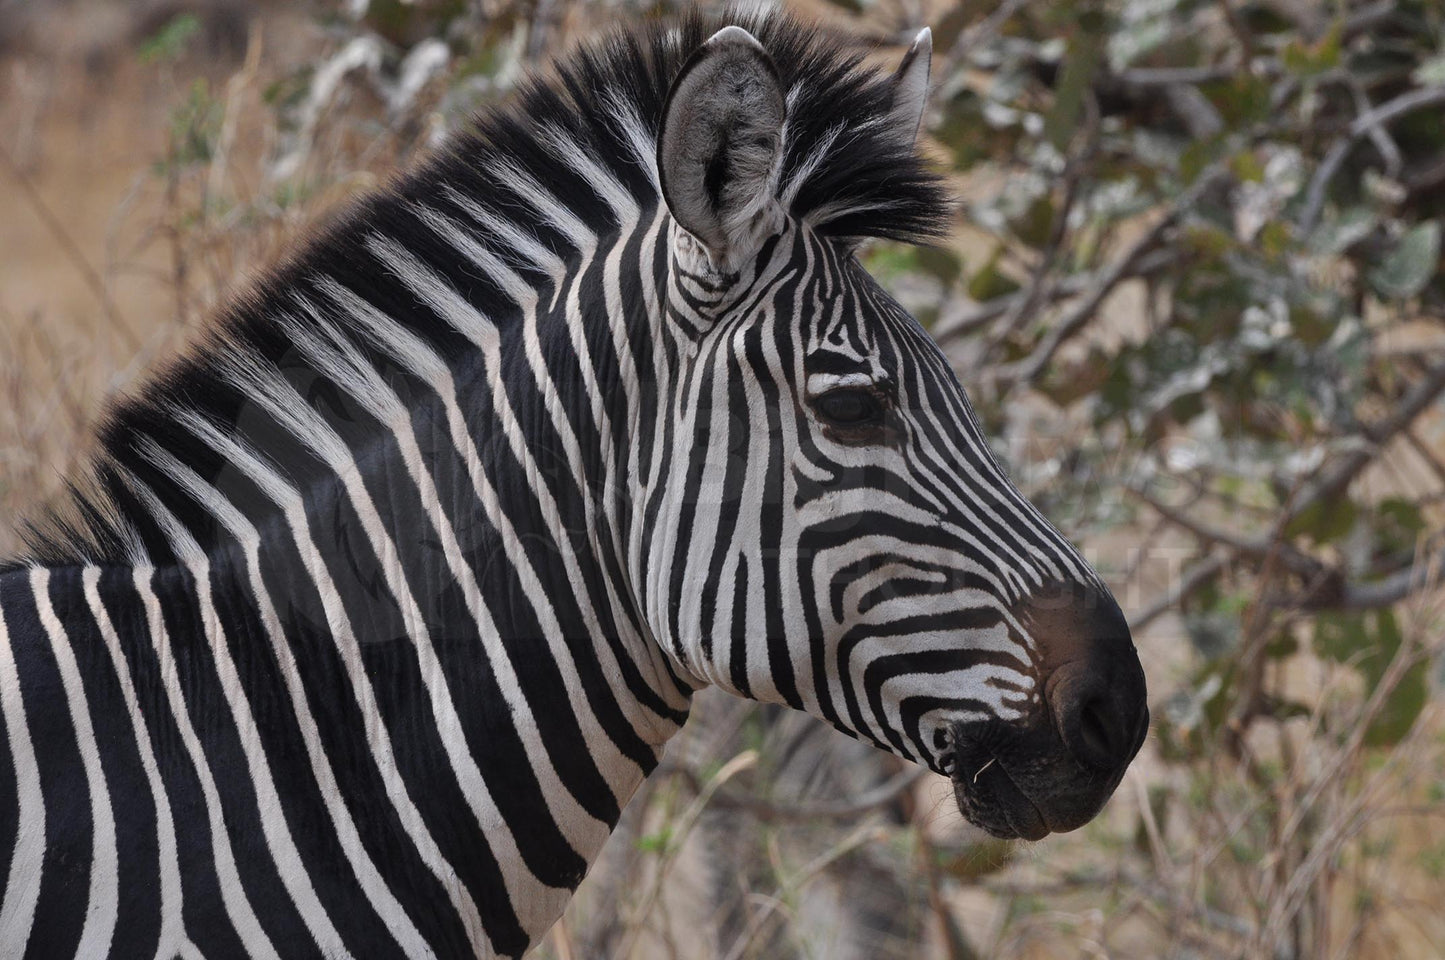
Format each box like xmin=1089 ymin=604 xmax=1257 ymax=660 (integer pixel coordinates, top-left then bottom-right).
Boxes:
xmin=2 ymin=4 xmax=1443 ymax=958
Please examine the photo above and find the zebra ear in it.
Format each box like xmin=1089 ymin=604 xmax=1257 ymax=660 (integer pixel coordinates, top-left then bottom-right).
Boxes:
xmin=658 ymin=26 xmax=787 ymax=272
xmin=889 ymin=27 xmax=932 ymax=148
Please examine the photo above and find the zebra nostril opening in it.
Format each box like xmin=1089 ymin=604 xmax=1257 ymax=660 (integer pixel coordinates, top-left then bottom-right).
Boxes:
xmin=1077 ymin=697 xmax=1117 ymax=762
xmin=1046 ymin=662 xmax=1141 ymax=772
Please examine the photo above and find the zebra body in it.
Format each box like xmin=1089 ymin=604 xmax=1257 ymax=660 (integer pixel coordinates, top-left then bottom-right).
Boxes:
xmin=0 ymin=14 xmax=1148 ymax=959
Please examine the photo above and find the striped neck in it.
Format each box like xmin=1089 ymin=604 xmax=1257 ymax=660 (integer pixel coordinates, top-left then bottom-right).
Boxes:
xmin=0 ymin=181 xmax=700 ymax=955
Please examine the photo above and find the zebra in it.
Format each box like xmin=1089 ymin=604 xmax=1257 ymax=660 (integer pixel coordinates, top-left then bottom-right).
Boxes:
xmin=0 ymin=12 xmax=1148 ymax=959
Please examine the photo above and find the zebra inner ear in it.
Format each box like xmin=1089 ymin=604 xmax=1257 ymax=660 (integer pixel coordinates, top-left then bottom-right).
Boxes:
xmin=889 ymin=27 xmax=933 ymax=149
xmin=658 ymin=25 xmax=786 ymax=272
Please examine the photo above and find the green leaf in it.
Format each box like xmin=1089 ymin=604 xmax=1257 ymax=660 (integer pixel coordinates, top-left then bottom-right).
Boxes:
xmin=915 ymin=246 xmax=965 ymax=288
xmin=1360 ymin=610 xmax=1426 ymax=747
xmin=932 ymin=0 xmax=993 ymax=57
xmin=1012 ymin=196 xmax=1056 ymax=249
xmin=1045 ymin=8 xmax=1108 ymax=150
xmin=1281 ymin=22 xmax=1343 ymax=78
xmin=1313 ymin=611 xmax=1368 ymax=666
xmin=1285 ymin=496 xmax=1357 ymax=545
xmin=363 ymin=0 xmax=465 ymax=46
xmin=967 ymin=247 xmax=1022 ymax=301
xmin=862 ymin=242 xmax=920 ymax=284
xmin=1239 ymin=5 xmax=1296 ymax=34
xmin=1376 ymin=497 xmax=1426 ymax=556
xmin=635 ymin=828 xmax=672 ymax=854
xmin=1266 ymin=697 xmax=1313 ymax=721
xmin=1203 ymin=74 xmax=1272 ymax=126
xmin=1310 ymin=207 xmax=1379 ymax=256
xmin=138 ymin=13 xmax=201 ymax=64
xmin=1414 ymin=54 xmax=1445 ymax=86
xmin=1265 ymin=632 xmax=1299 ymax=659
xmin=1259 ymin=220 xmax=1292 ymax=260
xmin=935 ymin=93 xmax=994 ymax=171
xmin=1313 ymin=610 xmax=1428 ymax=747
xmin=1180 ymin=135 xmax=1226 ymax=185
xmin=1230 ymin=150 xmax=1266 ymax=183
xmin=1378 ymin=498 xmax=1424 ymax=535
xmin=1366 ymin=658 xmax=1427 ymax=747
xmin=1370 ymin=221 xmax=1441 ymax=300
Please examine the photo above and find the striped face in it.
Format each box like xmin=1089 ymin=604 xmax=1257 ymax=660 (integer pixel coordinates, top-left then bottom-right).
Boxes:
xmin=650 ymin=26 xmax=1147 ymax=839
xmin=646 ymin=220 xmax=1147 ymax=838
xmin=650 ymin=24 xmax=1144 ymax=838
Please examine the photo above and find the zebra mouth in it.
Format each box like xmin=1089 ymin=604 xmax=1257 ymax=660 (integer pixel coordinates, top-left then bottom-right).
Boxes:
xmin=945 ymin=732 xmax=1051 ymax=841
xmin=952 ymin=756 xmax=1050 ymax=841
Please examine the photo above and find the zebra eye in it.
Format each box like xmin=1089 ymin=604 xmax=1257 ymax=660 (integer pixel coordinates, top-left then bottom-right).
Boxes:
xmin=813 ymin=388 xmax=884 ymax=427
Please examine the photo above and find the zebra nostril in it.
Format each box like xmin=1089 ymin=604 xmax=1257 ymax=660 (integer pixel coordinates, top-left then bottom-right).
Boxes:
xmin=1078 ymin=697 xmax=1115 ymax=759
xmin=1017 ymin=578 xmax=1148 ymax=773
xmin=1047 ymin=661 xmax=1145 ymax=772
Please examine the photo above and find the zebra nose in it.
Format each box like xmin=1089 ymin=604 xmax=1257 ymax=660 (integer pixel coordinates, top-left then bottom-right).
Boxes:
xmin=1024 ymin=581 xmax=1149 ymax=772
xmin=1046 ymin=657 xmax=1148 ymax=772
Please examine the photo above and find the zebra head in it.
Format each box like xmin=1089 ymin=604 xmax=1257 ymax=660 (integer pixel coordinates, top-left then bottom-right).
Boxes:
xmin=642 ymin=24 xmax=1148 ymax=840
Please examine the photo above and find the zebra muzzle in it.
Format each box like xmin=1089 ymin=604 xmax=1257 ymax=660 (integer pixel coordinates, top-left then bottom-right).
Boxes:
xmin=946 ymin=579 xmax=1149 ymax=840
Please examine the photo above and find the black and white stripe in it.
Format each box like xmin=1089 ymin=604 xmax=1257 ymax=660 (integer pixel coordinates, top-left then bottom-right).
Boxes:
xmin=0 ymin=13 xmax=1135 ymax=958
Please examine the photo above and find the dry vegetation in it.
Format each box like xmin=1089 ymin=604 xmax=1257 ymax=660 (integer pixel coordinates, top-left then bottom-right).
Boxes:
xmin=2 ymin=1 xmax=1444 ymax=958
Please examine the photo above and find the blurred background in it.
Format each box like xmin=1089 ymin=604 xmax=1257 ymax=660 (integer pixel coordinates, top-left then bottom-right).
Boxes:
xmin=1 ymin=0 xmax=1443 ymax=957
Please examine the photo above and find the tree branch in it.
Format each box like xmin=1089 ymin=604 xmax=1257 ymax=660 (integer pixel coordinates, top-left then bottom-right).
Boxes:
xmin=1298 ymin=358 xmax=1445 ymax=508
xmin=1279 ymin=542 xmax=1444 ymax=610
xmin=1126 ymin=485 xmax=1326 ymax=580
xmin=1129 ymin=552 xmax=1230 ymax=632
xmin=1300 ymin=84 xmax=1445 ymax=231
xmin=931 ymin=249 xmax=1176 ymax=347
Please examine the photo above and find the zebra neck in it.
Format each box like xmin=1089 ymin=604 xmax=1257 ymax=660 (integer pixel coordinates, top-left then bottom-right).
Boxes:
xmin=21 ymin=199 xmax=698 ymax=948
xmin=79 ymin=173 xmax=698 ymax=733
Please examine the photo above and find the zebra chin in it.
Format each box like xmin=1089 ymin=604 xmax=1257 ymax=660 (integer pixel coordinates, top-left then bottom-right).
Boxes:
xmin=943 ymin=580 xmax=1150 ymax=840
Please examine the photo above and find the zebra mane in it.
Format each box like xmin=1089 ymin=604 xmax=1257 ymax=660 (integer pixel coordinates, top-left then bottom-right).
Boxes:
xmin=8 ymin=10 xmax=949 ymax=570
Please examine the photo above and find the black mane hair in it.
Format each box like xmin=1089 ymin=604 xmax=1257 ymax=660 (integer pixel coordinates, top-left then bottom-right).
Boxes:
xmin=7 ymin=10 xmax=949 ymax=570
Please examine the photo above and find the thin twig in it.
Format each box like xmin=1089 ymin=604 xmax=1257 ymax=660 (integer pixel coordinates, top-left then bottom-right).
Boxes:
xmin=619 ymin=750 xmax=758 ymax=960
xmin=1298 ymin=358 xmax=1445 ymax=507
xmin=931 ymin=249 xmax=1177 ymax=346
xmin=1118 ymin=65 xmax=1236 ymax=87
xmin=1216 ymin=0 xmax=1256 ymax=63
xmin=1343 ymin=73 xmax=1403 ymax=177
xmin=1311 ymin=540 xmax=1444 ymax=610
xmin=997 ymin=163 xmax=1229 ymax=387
